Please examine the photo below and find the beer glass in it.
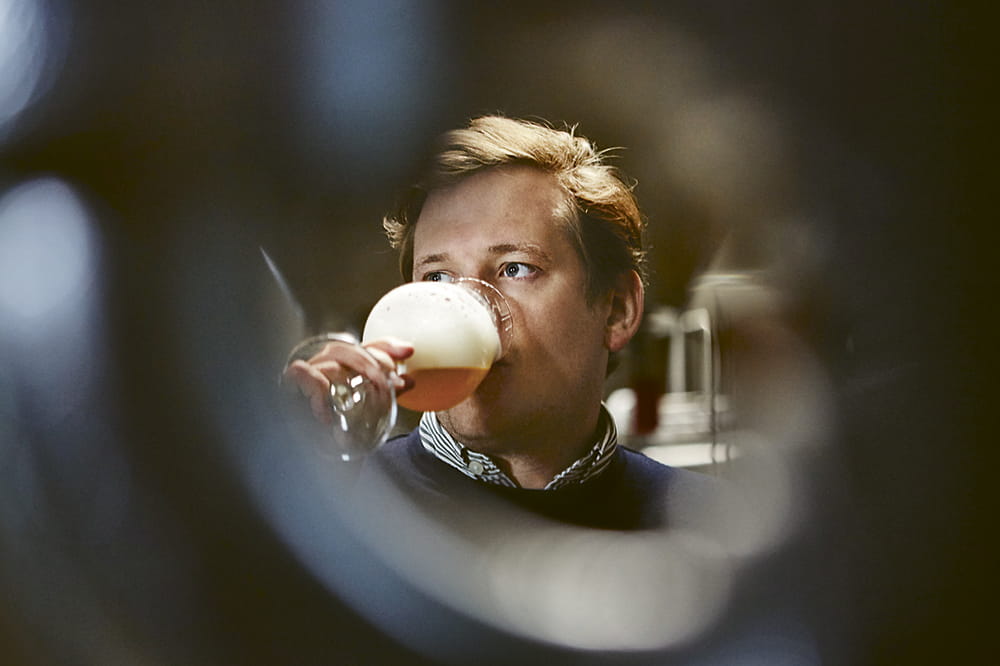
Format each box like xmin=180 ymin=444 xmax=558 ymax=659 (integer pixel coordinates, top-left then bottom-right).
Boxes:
xmin=286 ymin=278 xmax=512 ymax=460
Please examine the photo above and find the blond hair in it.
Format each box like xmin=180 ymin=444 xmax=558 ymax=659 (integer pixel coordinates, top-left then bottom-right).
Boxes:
xmin=383 ymin=115 xmax=647 ymax=301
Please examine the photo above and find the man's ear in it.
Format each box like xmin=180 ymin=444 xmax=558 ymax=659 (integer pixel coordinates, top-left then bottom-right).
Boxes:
xmin=604 ymin=270 xmax=644 ymax=353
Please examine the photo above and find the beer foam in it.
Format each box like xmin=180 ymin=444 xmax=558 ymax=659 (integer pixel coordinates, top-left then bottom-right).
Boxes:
xmin=362 ymin=281 xmax=501 ymax=372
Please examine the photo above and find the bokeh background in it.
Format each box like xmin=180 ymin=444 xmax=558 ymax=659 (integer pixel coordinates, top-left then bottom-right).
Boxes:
xmin=1 ymin=1 xmax=990 ymax=664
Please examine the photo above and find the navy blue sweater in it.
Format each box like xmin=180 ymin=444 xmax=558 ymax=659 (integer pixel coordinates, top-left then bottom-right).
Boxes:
xmin=356 ymin=429 xmax=716 ymax=532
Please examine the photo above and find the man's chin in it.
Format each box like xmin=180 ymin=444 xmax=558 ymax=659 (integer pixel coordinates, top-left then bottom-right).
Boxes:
xmin=438 ymin=400 xmax=511 ymax=447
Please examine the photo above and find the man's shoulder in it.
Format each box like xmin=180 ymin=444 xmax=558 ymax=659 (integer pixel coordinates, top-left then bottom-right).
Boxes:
xmin=614 ymin=445 xmax=706 ymax=483
xmin=367 ymin=428 xmax=462 ymax=489
xmin=614 ymin=445 xmax=726 ymax=529
xmin=614 ymin=445 xmax=722 ymax=499
xmin=366 ymin=429 xmax=426 ymax=474
xmin=377 ymin=429 xmax=423 ymax=454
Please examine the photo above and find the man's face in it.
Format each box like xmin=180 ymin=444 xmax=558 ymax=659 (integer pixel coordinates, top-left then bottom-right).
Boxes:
xmin=411 ymin=165 xmax=614 ymax=449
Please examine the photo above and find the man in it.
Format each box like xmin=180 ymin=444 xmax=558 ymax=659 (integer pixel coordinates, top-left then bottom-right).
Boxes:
xmin=284 ymin=115 xmax=711 ymax=531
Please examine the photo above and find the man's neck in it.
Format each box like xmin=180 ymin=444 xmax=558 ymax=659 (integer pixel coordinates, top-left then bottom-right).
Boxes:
xmin=439 ymin=407 xmax=603 ymax=489
xmin=491 ymin=451 xmax=582 ymax=489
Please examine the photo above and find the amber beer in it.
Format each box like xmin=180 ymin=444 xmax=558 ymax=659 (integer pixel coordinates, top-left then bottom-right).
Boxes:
xmin=396 ymin=366 xmax=489 ymax=412
xmin=362 ymin=280 xmax=505 ymax=412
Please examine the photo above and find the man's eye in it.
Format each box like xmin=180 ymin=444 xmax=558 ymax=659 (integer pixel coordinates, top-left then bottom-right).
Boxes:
xmin=423 ymin=271 xmax=454 ymax=283
xmin=501 ymin=262 xmax=535 ymax=279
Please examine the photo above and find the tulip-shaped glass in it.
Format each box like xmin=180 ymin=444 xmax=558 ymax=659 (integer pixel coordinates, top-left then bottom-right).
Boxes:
xmin=286 ymin=278 xmax=512 ymax=461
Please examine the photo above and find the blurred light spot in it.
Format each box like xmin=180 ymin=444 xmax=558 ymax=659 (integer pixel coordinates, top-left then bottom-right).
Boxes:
xmin=293 ymin=0 xmax=449 ymax=177
xmin=486 ymin=529 xmax=730 ymax=650
xmin=711 ymin=432 xmax=799 ymax=558
xmin=565 ymin=17 xmax=716 ymax=126
xmin=0 ymin=0 xmax=50 ymax=135
xmin=0 ymin=178 xmax=97 ymax=324
xmin=664 ymin=94 xmax=791 ymax=221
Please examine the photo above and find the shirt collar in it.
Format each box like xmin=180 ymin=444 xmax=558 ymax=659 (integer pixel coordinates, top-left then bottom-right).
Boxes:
xmin=417 ymin=406 xmax=618 ymax=490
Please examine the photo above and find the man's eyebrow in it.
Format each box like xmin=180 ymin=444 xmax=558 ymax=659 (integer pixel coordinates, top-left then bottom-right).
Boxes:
xmin=414 ymin=244 xmax=552 ymax=269
xmin=487 ymin=243 xmax=552 ymax=262
xmin=414 ymin=252 xmax=450 ymax=269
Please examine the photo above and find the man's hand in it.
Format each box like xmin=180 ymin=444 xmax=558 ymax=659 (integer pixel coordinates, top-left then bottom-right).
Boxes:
xmin=281 ymin=337 xmax=414 ymax=425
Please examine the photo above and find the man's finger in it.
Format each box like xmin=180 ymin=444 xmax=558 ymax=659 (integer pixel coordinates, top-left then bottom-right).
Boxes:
xmin=310 ymin=389 xmax=332 ymax=425
xmin=364 ymin=336 xmax=415 ymax=362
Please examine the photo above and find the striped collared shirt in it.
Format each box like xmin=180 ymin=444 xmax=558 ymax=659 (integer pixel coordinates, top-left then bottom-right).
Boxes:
xmin=417 ymin=406 xmax=619 ymax=489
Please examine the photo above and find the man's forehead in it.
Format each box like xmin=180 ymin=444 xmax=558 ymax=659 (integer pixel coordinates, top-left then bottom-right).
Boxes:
xmin=412 ymin=207 xmax=572 ymax=257
xmin=409 ymin=166 xmax=578 ymax=273
xmin=420 ymin=165 xmax=567 ymax=215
